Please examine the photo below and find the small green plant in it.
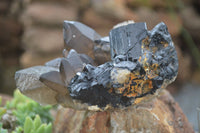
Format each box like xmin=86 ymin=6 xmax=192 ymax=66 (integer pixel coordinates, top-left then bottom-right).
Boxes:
xmin=0 ymin=90 xmax=53 ymax=133
xmin=13 ymin=115 xmax=52 ymax=133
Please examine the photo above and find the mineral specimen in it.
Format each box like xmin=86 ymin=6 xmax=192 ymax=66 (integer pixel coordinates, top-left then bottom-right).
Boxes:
xmin=15 ymin=21 xmax=178 ymax=111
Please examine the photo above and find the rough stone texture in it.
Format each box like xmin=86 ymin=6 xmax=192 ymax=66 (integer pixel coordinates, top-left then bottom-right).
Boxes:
xmin=54 ymin=107 xmax=88 ymax=133
xmin=53 ymin=90 xmax=194 ymax=133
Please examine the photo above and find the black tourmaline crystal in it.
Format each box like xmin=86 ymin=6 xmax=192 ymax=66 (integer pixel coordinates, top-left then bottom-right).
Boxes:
xmin=15 ymin=21 xmax=178 ymax=111
xmin=67 ymin=22 xmax=178 ymax=109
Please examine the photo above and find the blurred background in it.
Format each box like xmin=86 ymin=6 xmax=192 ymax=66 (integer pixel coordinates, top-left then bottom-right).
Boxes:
xmin=0 ymin=0 xmax=199 ymax=131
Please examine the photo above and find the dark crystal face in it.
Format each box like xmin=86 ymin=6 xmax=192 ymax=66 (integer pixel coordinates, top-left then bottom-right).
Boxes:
xmin=68 ymin=22 xmax=178 ymax=109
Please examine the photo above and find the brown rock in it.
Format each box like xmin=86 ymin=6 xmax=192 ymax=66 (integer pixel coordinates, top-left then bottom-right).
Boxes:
xmin=53 ymin=107 xmax=87 ymax=133
xmin=54 ymin=90 xmax=194 ymax=133
xmin=21 ymin=2 xmax=78 ymax=27
xmin=80 ymin=111 xmax=110 ymax=133
xmin=22 ymin=27 xmax=63 ymax=54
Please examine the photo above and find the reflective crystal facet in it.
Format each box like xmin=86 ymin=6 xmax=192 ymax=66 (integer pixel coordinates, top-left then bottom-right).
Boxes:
xmin=110 ymin=22 xmax=147 ymax=60
xmin=63 ymin=21 xmax=101 ymax=58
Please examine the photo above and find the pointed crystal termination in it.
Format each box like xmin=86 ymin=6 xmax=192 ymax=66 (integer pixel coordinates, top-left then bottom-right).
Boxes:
xmin=45 ymin=58 xmax=63 ymax=69
xmin=59 ymin=58 xmax=76 ymax=85
xmin=109 ymin=22 xmax=147 ymax=60
xmin=66 ymin=49 xmax=84 ymax=73
xmin=40 ymin=71 xmax=67 ymax=94
xmin=39 ymin=49 xmax=88 ymax=92
xmin=63 ymin=21 xmax=101 ymax=58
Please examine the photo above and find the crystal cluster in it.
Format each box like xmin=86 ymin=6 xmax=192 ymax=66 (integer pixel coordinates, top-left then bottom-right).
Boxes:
xmin=15 ymin=21 xmax=178 ymax=111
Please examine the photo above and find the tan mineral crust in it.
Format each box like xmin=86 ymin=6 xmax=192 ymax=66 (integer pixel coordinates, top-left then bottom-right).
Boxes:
xmin=53 ymin=90 xmax=194 ymax=133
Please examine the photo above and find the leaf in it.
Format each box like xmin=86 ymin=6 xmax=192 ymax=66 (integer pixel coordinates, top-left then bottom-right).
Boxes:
xmin=36 ymin=124 xmax=45 ymax=133
xmin=24 ymin=117 xmax=33 ymax=133
xmin=34 ymin=115 xmax=42 ymax=129
xmin=45 ymin=123 xmax=52 ymax=133
xmin=12 ymin=126 xmax=23 ymax=133
xmin=3 ymin=90 xmax=53 ymax=133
